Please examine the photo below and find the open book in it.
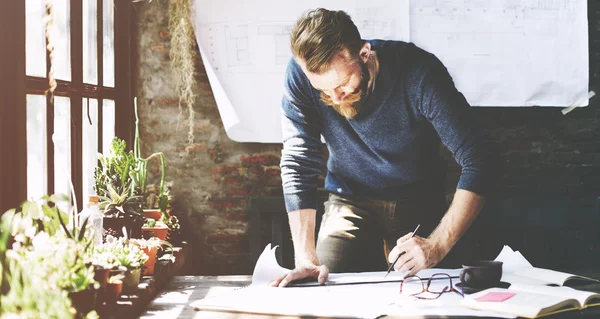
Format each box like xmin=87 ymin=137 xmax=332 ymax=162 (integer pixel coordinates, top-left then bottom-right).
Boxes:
xmin=510 ymin=267 xmax=599 ymax=286
xmin=494 ymin=246 xmax=599 ymax=286
xmin=461 ymin=284 xmax=600 ymax=318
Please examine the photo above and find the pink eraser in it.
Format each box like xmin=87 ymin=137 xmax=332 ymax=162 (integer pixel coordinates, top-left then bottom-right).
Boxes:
xmin=475 ymin=291 xmax=516 ymax=302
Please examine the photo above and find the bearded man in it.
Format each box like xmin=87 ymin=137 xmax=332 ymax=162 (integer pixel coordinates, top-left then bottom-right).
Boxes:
xmin=274 ymin=8 xmax=499 ymax=287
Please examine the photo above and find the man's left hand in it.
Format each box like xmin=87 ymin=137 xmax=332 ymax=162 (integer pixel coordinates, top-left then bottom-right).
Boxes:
xmin=387 ymin=233 xmax=449 ymax=277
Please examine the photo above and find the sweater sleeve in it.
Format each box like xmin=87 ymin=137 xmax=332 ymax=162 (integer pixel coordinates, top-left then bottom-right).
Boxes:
xmin=280 ymin=59 xmax=324 ymax=212
xmin=418 ymin=57 xmax=500 ymax=196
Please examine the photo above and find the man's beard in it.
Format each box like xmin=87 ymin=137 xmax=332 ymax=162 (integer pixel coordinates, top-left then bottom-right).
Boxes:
xmin=320 ymin=61 xmax=370 ymax=119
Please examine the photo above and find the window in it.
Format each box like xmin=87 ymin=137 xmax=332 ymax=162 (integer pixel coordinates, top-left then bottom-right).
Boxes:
xmin=0 ymin=1 xmax=133 ymax=212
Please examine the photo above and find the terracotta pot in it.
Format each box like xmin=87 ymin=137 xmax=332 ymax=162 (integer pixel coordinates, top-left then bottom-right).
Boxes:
xmin=122 ymin=267 xmax=141 ymax=294
xmin=103 ymin=280 xmax=123 ymax=305
xmin=141 ymin=225 xmax=169 ymax=240
xmin=93 ymin=265 xmax=110 ymax=289
xmin=69 ymin=287 xmax=98 ymax=316
xmin=143 ymin=209 xmax=163 ymax=221
xmin=142 ymin=246 xmax=159 ymax=275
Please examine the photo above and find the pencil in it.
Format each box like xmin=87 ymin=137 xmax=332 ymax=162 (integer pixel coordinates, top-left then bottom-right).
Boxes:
xmin=384 ymin=224 xmax=420 ymax=278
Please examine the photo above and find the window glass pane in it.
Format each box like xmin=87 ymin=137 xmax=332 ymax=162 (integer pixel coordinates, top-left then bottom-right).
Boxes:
xmin=102 ymin=99 xmax=115 ymax=155
xmin=82 ymin=98 xmax=98 ymax=201
xmin=26 ymin=0 xmax=46 ymax=77
xmin=103 ymin=0 xmax=115 ymax=87
xmin=83 ymin=0 xmax=98 ymax=84
xmin=53 ymin=0 xmax=71 ymax=81
xmin=26 ymin=95 xmax=48 ymax=200
xmin=54 ymin=96 xmax=71 ymax=200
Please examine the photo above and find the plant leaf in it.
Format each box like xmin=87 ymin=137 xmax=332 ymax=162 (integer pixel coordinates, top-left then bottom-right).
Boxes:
xmin=78 ymin=215 xmax=90 ymax=242
xmin=55 ymin=208 xmax=72 ymax=239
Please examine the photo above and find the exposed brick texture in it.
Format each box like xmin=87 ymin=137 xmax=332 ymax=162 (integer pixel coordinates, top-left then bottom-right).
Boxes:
xmin=134 ymin=1 xmax=600 ymax=274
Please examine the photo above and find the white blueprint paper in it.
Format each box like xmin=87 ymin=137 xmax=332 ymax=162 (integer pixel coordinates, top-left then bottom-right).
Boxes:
xmin=193 ymin=244 xmax=512 ymax=318
xmin=409 ymin=0 xmax=588 ymax=108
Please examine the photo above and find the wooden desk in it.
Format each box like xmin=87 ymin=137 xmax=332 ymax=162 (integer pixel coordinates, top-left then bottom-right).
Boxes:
xmin=141 ymin=272 xmax=600 ymax=319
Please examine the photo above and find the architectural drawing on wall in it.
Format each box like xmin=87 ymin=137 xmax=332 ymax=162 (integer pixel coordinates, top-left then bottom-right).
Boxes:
xmin=353 ymin=7 xmax=396 ymax=39
xmin=410 ymin=0 xmax=587 ymax=108
xmin=257 ymin=25 xmax=292 ymax=64
xmin=225 ymin=25 xmax=251 ymax=67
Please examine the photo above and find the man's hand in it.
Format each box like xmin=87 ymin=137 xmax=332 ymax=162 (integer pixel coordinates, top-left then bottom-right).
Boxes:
xmin=276 ymin=208 xmax=327 ymax=287
xmin=270 ymin=263 xmax=329 ymax=287
xmin=388 ymin=232 xmax=448 ymax=277
xmin=389 ymin=190 xmax=485 ymax=277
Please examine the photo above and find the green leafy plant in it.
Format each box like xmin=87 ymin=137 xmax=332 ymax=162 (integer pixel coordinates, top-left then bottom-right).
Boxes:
xmin=130 ymin=236 xmax=175 ymax=263
xmin=132 ymin=99 xmax=170 ymax=214
xmin=1 ymin=251 xmax=75 ymax=318
xmin=0 ymin=231 xmax=99 ymax=318
xmin=93 ymin=235 xmax=148 ymax=270
xmin=99 ymin=183 xmax=143 ymax=219
xmin=143 ymin=218 xmax=157 ymax=228
xmin=94 ymin=137 xmax=138 ymax=198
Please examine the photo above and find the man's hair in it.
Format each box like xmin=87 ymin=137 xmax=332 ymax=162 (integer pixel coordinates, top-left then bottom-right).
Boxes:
xmin=290 ymin=8 xmax=363 ymax=74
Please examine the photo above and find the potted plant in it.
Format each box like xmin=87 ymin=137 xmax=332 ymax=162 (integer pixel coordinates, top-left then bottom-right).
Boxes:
xmin=131 ymin=99 xmax=181 ymax=243
xmin=131 ymin=99 xmax=170 ymax=217
xmin=0 ymin=249 xmax=76 ymax=318
xmin=95 ymin=235 xmax=148 ymax=294
xmin=130 ymin=237 xmax=174 ymax=276
xmin=141 ymin=218 xmax=169 ymax=241
xmin=95 ymin=137 xmax=145 ymax=239
xmin=98 ymin=183 xmax=144 ymax=239
xmin=103 ymin=274 xmax=124 ymax=306
xmin=1 ymin=228 xmax=100 ymax=319
xmin=0 ymin=195 xmax=107 ymax=318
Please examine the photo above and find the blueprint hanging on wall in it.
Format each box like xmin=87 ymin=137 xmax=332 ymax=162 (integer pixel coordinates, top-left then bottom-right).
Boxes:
xmin=192 ymin=0 xmax=588 ymax=143
xmin=409 ymin=0 xmax=588 ymax=108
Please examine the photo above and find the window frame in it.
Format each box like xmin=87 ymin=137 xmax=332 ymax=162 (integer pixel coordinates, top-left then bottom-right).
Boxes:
xmin=0 ymin=0 xmax=134 ymax=213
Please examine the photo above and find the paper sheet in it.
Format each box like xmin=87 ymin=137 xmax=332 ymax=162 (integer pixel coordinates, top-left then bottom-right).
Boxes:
xmin=410 ymin=0 xmax=588 ymax=108
xmin=192 ymin=0 xmax=410 ymax=142
xmin=388 ymin=292 xmax=515 ymax=318
xmin=194 ymin=244 xmax=512 ymax=318
xmin=193 ymin=282 xmax=397 ymax=318
xmin=252 ymin=243 xmax=461 ymax=286
xmin=493 ymin=245 xmax=599 ymax=286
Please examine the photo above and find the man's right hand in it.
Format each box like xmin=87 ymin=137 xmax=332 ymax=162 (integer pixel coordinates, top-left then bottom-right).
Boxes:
xmin=270 ymin=263 xmax=329 ymax=287
xmin=276 ymin=208 xmax=327 ymax=287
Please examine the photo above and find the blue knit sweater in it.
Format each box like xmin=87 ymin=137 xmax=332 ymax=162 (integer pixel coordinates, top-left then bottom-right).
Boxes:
xmin=280 ymin=40 xmax=497 ymax=212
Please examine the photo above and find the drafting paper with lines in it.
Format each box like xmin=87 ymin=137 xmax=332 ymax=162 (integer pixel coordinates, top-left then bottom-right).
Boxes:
xmin=192 ymin=0 xmax=587 ymax=143
xmin=410 ymin=0 xmax=588 ymax=108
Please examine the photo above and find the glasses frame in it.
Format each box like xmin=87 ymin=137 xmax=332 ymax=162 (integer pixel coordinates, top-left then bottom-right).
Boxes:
xmin=400 ymin=273 xmax=464 ymax=300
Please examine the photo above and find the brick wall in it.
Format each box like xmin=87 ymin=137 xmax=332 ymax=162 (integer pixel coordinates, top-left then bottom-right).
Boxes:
xmin=133 ymin=1 xmax=600 ymax=274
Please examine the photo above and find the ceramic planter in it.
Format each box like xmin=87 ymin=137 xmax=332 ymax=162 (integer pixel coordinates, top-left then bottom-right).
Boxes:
xmin=103 ymin=280 xmax=123 ymax=306
xmin=143 ymin=209 xmax=163 ymax=221
xmin=141 ymin=245 xmax=159 ymax=275
xmin=141 ymin=225 xmax=169 ymax=240
xmin=94 ymin=265 xmax=110 ymax=289
xmin=122 ymin=267 xmax=142 ymax=294
xmin=69 ymin=287 xmax=98 ymax=316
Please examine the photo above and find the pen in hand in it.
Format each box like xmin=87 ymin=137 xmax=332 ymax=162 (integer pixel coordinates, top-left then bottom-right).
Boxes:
xmin=384 ymin=224 xmax=420 ymax=278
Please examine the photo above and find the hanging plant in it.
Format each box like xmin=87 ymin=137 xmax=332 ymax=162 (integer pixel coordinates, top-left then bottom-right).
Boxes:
xmin=44 ymin=0 xmax=57 ymax=96
xmin=168 ymin=0 xmax=197 ymax=146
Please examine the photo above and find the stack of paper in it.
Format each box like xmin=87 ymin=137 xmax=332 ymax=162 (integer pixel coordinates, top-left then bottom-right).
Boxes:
xmin=494 ymin=245 xmax=598 ymax=286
